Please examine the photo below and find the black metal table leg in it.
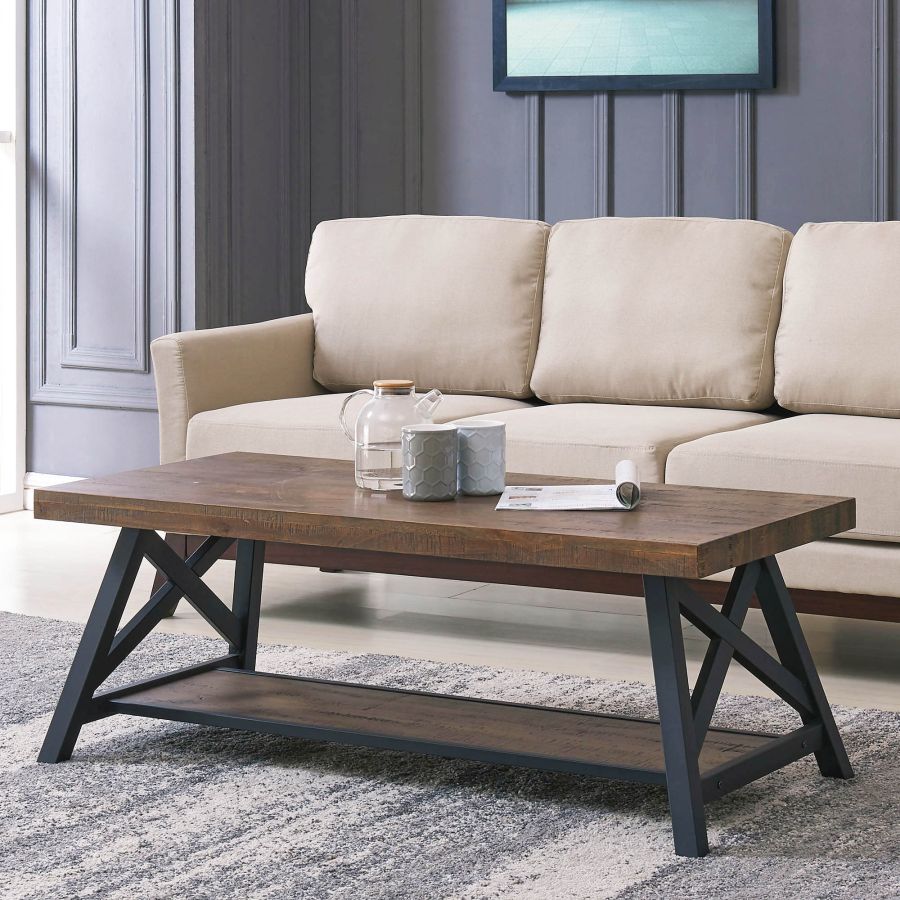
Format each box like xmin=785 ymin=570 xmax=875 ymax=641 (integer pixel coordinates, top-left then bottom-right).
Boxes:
xmin=643 ymin=575 xmax=709 ymax=858
xmin=691 ymin=561 xmax=758 ymax=745
xmin=756 ymin=556 xmax=853 ymax=780
xmin=39 ymin=529 xmax=240 ymax=763
xmin=38 ymin=528 xmax=148 ymax=763
xmin=230 ymin=540 xmax=266 ymax=669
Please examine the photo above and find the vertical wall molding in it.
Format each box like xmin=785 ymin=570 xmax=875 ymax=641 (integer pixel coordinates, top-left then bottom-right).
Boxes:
xmin=873 ymin=0 xmax=892 ymax=221
xmin=56 ymin=0 xmax=76 ymax=367
xmin=277 ymin=1 xmax=292 ymax=317
xmin=282 ymin=0 xmax=312 ymax=314
xmin=278 ymin=0 xmax=312 ymax=316
xmin=164 ymin=0 xmax=181 ymax=334
xmin=296 ymin=1 xmax=313 ymax=271
xmin=526 ymin=94 xmax=544 ymax=220
xmin=60 ymin=0 xmax=151 ymax=373
xmin=194 ymin=0 xmax=233 ymax=330
xmin=735 ymin=90 xmax=756 ymax=220
xmin=663 ymin=91 xmax=683 ymax=217
xmin=341 ymin=0 xmax=359 ymax=218
xmin=28 ymin=0 xmax=48 ymax=397
xmin=29 ymin=0 xmax=169 ymax=410
xmin=593 ymin=93 xmax=611 ymax=217
xmin=402 ymin=0 xmax=423 ymax=214
xmin=227 ymin=4 xmax=241 ymax=326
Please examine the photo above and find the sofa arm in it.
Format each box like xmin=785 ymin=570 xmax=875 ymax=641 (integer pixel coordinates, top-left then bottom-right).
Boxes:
xmin=151 ymin=313 xmax=323 ymax=464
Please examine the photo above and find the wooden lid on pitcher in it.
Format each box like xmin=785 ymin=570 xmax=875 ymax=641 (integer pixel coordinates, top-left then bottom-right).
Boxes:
xmin=373 ymin=379 xmax=414 ymax=391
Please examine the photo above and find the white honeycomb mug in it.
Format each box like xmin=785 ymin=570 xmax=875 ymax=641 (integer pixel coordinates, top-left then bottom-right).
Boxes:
xmin=457 ymin=420 xmax=506 ymax=496
xmin=401 ymin=424 xmax=459 ymax=502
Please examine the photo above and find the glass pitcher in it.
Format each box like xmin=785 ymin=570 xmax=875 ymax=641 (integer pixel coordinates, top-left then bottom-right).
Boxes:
xmin=340 ymin=380 xmax=443 ymax=490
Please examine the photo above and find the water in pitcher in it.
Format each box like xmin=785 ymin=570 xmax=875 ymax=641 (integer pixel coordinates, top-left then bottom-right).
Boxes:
xmin=340 ymin=381 xmax=443 ymax=491
xmin=355 ymin=441 xmax=404 ymax=491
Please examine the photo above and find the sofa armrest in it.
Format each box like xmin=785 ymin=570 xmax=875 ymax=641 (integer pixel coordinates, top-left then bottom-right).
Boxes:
xmin=151 ymin=313 xmax=323 ymax=464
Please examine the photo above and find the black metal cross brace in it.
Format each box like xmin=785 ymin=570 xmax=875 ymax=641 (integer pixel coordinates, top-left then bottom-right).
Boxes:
xmin=37 ymin=528 xmax=264 ymax=764
xmin=643 ymin=558 xmax=853 ymax=857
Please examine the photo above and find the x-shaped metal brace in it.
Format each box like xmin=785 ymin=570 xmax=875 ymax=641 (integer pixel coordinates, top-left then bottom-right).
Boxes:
xmin=37 ymin=528 xmax=265 ymax=764
xmin=643 ymin=558 xmax=853 ymax=857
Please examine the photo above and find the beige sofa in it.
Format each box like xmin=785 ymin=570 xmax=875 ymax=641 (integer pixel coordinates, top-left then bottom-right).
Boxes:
xmin=151 ymin=215 xmax=900 ymax=621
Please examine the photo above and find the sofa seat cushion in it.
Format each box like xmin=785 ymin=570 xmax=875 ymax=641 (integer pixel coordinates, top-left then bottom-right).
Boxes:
xmin=306 ymin=215 xmax=550 ymax=399
xmin=454 ymin=404 xmax=777 ymax=482
xmin=186 ymin=393 xmax=532 ymax=462
xmin=775 ymin=221 xmax=900 ymax=417
xmin=666 ymin=414 xmax=900 ymax=542
xmin=531 ymin=217 xmax=792 ymax=410
xmin=703 ymin=538 xmax=900 ymax=598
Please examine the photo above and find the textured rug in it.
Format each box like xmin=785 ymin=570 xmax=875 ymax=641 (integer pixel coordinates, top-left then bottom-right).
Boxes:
xmin=1 ymin=611 xmax=899 ymax=900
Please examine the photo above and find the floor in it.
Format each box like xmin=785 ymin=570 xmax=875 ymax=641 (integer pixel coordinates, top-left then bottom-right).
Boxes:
xmin=506 ymin=0 xmax=760 ymax=77
xmin=2 ymin=509 xmax=899 ymax=712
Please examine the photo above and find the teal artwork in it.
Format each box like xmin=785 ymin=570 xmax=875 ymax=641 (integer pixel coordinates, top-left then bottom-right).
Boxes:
xmin=494 ymin=0 xmax=774 ymax=92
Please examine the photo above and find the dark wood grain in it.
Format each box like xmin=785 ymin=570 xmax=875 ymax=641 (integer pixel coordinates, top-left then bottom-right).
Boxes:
xmin=108 ymin=668 xmax=772 ymax=774
xmin=34 ymin=452 xmax=855 ymax=579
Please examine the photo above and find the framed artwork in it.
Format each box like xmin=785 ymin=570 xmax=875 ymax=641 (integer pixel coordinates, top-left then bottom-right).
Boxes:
xmin=493 ymin=0 xmax=775 ymax=92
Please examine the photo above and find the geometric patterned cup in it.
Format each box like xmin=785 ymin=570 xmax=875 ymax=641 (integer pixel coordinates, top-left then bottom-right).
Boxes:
xmin=457 ymin=420 xmax=506 ymax=496
xmin=401 ymin=424 xmax=459 ymax=501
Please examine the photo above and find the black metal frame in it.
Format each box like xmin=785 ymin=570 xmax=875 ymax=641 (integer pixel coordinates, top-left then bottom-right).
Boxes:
xmin=38 ymin=529 xmax=248 ymax=762
xmin=39 ymin=530 xmax=851 ymax=859
xmin=493 ymin=0 xmax=775 ymax=93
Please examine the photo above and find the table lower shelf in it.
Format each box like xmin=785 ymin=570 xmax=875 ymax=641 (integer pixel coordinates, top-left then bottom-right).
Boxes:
xmin=96 ymin=666 xmax=809 ymax=793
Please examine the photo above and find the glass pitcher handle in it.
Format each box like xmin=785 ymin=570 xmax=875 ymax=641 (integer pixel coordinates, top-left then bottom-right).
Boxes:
xmin=415 ymin=388 xmax=443 ymax=419
xmin=339 ymin=389 xmax=373 ymax=443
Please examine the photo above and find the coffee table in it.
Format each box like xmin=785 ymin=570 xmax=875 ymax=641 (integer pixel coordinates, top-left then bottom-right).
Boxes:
xmin=34 ymin=453 xmax=855 ymax=858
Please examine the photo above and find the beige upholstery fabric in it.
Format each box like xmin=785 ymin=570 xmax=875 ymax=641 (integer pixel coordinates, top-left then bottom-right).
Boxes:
xmin=151 ymin=314 xmax=323 ymax=465
xmin=705 ymin=538 xmax=900 ymax=598
xmin=454 ymin=404 xmax=777 ymax=482
xmin=774 ymin=221 xmax=900 ymax=417
xmin=186 ymin=393 xmax=532 ymax=462
xmin=667 ymin=414 xmax=900 ymax=542
xmin=306 ymin=216 xmax=550 ymax=399
xmin=530 ymin=217 xmax=791 ymax=409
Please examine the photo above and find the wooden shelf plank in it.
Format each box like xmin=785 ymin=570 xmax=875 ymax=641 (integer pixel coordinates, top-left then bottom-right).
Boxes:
xmin=104 ymin=668 xmax=774 ymax=780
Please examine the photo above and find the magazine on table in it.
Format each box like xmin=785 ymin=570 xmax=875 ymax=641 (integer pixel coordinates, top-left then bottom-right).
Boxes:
xmin=495 ymin=460 xmax=641 ymax=511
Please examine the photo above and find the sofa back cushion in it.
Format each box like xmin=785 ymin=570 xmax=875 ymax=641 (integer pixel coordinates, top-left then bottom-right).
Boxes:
xmin=530 ymin=217 xmax=792 ymax=410
xmin=774 ymin=222 xmax=900 ymax=417
xmin=306 ymin=215 xmax=550 ymax=399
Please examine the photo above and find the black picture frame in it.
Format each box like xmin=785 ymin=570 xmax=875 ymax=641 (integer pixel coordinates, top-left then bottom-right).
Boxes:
xmin=493 ymin=0 xmax=775 ymax=93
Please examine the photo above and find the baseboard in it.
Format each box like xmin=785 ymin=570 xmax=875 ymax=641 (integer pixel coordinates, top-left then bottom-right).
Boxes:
xmin=23 ymin=472 xmax=83 ymax=511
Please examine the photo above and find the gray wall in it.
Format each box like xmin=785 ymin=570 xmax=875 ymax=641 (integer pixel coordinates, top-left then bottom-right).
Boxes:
xmin=28 ymin=0 xmax=899 ymax=475
xmin=27 ymin=0 xmax=194 ymax=475
xmin=198 ymin=0 xmax=898 ymax=326
xmin=418 ymin=0 xmax=898 ymax=228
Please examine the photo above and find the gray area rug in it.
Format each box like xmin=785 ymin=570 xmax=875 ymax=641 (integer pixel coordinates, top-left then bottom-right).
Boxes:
xmin=1 ymin=611 xmax=898 ymax=900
